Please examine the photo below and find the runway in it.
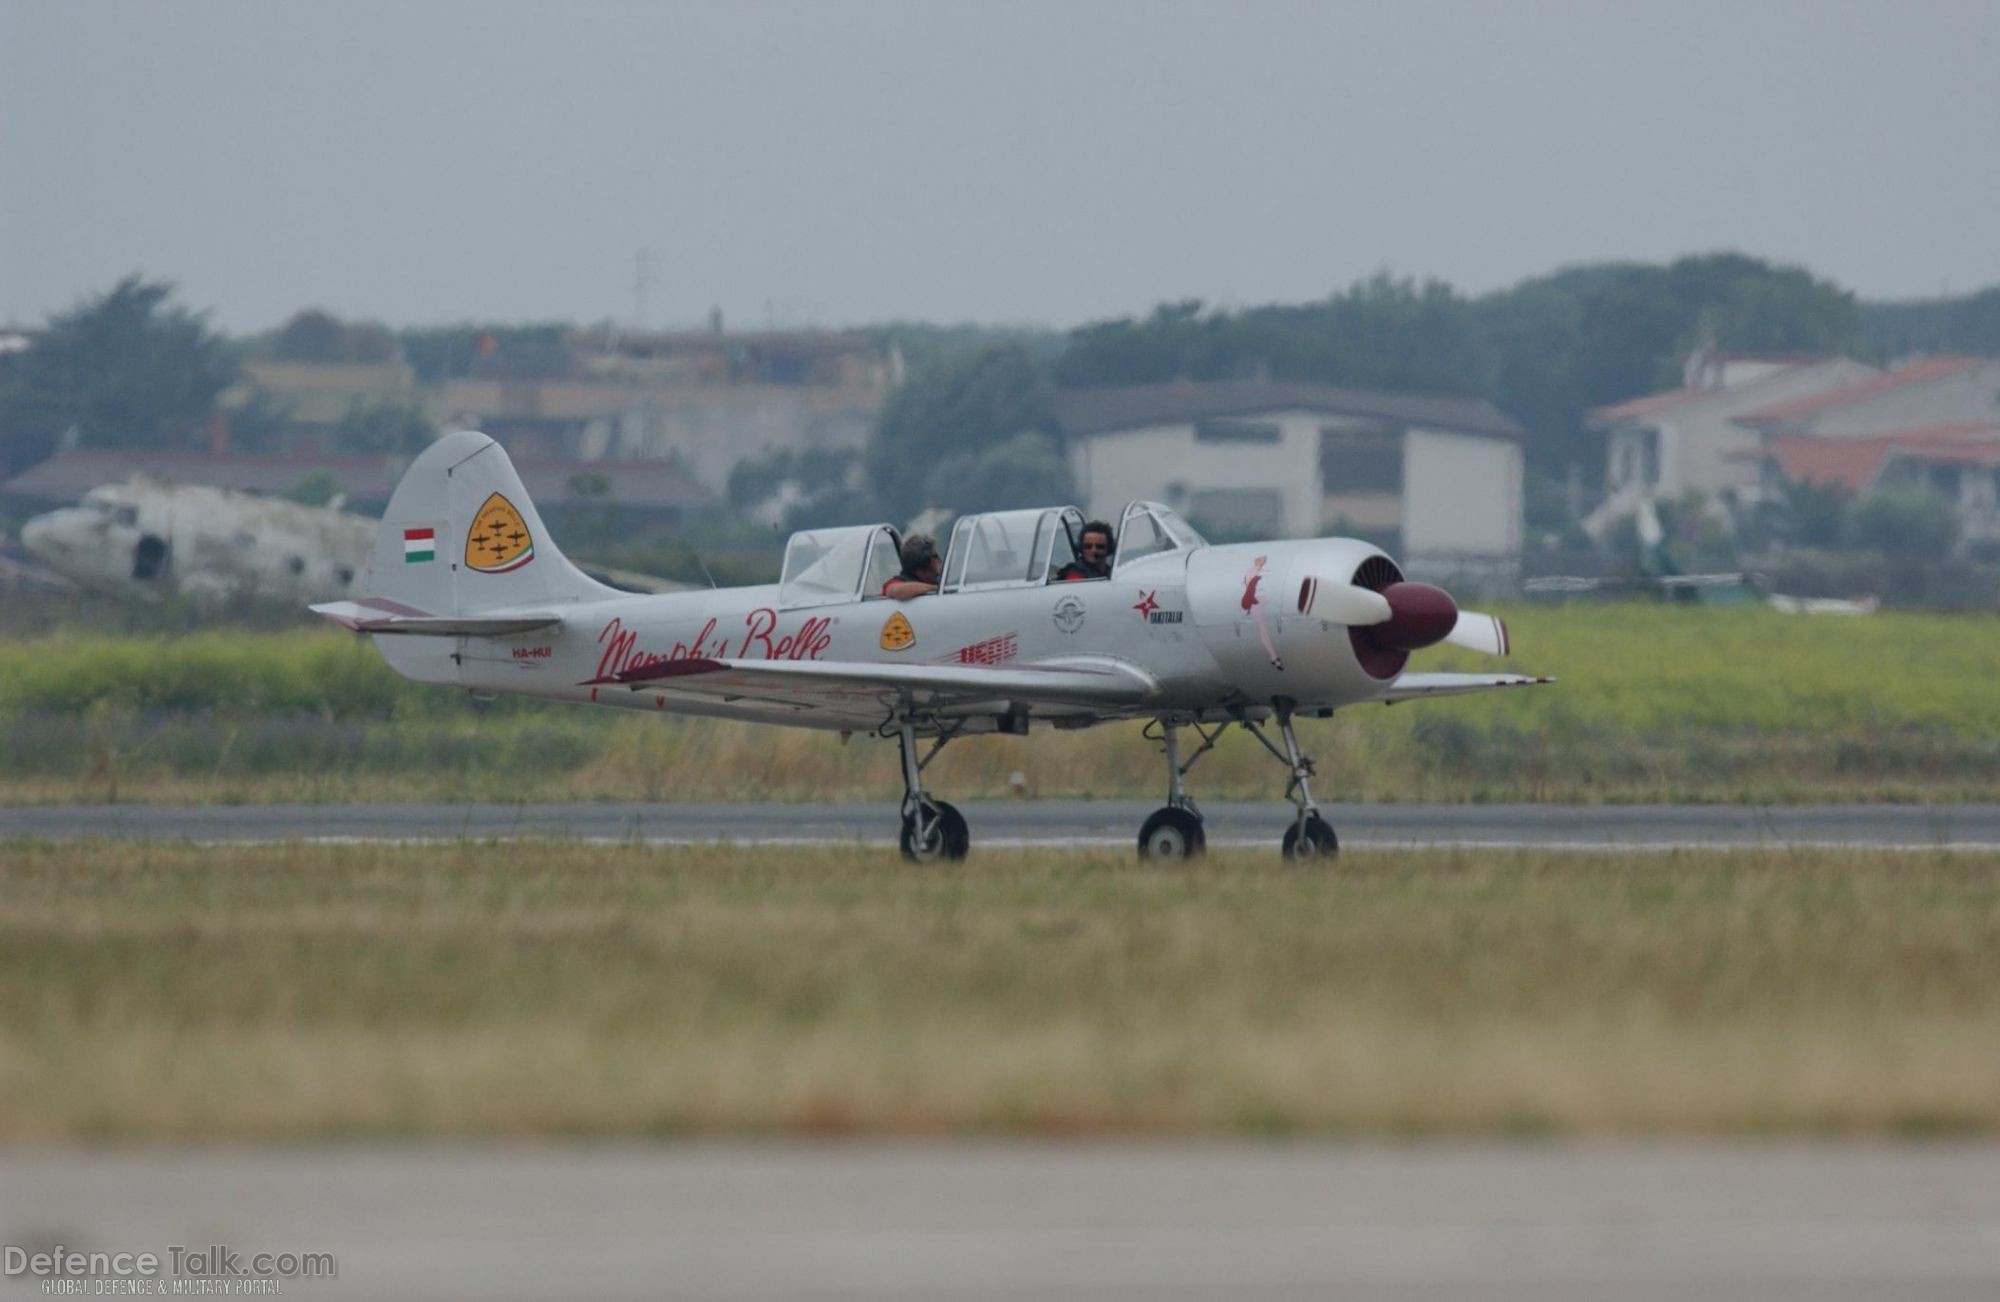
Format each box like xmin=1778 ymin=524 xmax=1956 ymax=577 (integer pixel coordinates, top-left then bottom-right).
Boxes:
xmin=4 ymin=1142 xmax=1997 ymax=1300
xmin=4 ymin=800 xmax=2000 ymax=849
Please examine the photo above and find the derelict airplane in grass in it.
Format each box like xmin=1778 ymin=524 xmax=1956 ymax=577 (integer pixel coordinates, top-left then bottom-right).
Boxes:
xmin=315 ymin=430 xmax=1551 ymax=861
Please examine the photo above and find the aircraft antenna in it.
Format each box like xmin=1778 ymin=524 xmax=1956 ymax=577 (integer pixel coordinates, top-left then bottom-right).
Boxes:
xmin=692 ymin=550 xmax=719 ymax=590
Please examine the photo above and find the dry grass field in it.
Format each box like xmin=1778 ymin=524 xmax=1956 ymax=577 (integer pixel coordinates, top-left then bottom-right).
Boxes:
xmin=3 ymin=839 xmax=1996 ymax=1141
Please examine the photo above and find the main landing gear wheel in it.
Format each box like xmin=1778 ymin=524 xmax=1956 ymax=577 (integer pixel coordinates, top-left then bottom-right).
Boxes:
xmin=1137 ymin=806 xmax=1206 ymax=860
xmin=1138 ymin=719 xmax=1221 ymax=861
xmin=899 ymin=800 xmax=969 ymax=863
xmin=894 ymin=718 xmax=968 ymax=862
xmin=1281 ymin=815 xmax=1339 ymax=861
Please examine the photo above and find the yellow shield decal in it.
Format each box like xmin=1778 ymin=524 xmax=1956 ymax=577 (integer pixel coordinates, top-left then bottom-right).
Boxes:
xmin=879 ymin=611 xmax=915 ymax=651
xmin=465 ymin=493 xmax=535 ymax=574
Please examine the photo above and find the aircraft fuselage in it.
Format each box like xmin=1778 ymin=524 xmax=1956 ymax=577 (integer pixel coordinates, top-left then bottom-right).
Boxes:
xmin=382 ymin=536 xmax=1401 ymax=732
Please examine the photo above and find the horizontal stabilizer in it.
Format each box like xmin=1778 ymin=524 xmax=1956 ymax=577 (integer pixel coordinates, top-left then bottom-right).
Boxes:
xmin=1380 ymin=671 xmax=1553 ymax=704
xmin=311 ymin=599 xmax=560 ymax=637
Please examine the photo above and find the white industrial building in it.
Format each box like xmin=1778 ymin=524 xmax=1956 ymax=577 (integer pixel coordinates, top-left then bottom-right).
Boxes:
xmin=1055 ymin=381 xmax=1526 ymax=578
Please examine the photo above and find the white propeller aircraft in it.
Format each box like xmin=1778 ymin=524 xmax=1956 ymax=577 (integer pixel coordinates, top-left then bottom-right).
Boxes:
xmin=314 ymin=430 xmax=1550 ymax=861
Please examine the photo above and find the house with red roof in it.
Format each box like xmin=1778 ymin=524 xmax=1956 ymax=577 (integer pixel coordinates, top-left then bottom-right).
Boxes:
xmin=1735 ymin=356 xmax=2000 ymax=552
xmin=1734 ymin=356 xmax=2000 ymax=439
xmin=1583 ymin=353 xmax=1875 ymax=536
xmin=1758 ymin=422 xmax=2000 ymax=548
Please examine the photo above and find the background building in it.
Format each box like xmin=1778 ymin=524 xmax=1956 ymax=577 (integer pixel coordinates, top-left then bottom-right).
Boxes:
xmin=1586 ymin=353 xmax=1876 ymax=535
xmin=1056 ymin=380 xmax=1525 ymax=582
xmin=1735 ymin=356 xmax=2000 ymax=440
xmin=1760 ymin=423 xmax=2000 ymax=551
xmin=440 ymin=329 xmax=894 ymax=491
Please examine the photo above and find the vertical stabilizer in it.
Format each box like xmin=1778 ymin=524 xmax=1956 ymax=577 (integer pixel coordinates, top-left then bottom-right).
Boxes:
xmin=360 ymin=430 xmax=614 ymax=615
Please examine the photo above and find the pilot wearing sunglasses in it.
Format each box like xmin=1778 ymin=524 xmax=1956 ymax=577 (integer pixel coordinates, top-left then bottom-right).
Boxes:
xmin=1055 ymin=520 xmax=1115 ymax=582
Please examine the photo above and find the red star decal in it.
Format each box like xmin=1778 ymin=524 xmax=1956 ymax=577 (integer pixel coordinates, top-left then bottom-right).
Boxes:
xmin=1133 ymin=590 xmax=1159 ymax=619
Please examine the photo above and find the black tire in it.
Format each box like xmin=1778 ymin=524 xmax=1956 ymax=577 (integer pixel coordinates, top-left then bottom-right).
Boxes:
xmin=899 ymin=800 xmax=969 ymax=862
xmin=1281 ymin=814 xmax=1338 ymax=862
xmin=1137 ymin=807 xmax=1206 ymax=860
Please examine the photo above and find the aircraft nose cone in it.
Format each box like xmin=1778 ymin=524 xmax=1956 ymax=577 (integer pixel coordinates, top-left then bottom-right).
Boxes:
xmin=1374 ymin=582 xmax=1458 ymax=651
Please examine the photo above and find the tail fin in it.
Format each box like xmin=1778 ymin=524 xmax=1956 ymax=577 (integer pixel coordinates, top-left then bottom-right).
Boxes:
xmin=354 ymin=430 xmax=613 ymax=616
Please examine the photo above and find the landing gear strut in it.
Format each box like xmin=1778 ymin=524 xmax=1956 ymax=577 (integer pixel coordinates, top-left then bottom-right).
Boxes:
xmin=1241 ymin=700 xmax=1339 ymax=861
xmin=896 ymin=719 xmax=968 ymax=862
xmin=1136 ymin=720 xmax=1220 ymax=860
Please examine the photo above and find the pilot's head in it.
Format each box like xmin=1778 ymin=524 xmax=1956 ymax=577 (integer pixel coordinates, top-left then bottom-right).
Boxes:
xmin=1078 ymin=520 xmax=1115 ymax=567
xmin=900 ymin=533 xmax=941 ymax=581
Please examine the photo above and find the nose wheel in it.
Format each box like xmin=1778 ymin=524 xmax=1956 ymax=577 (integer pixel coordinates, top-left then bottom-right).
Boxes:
xmin=1242 ymin=700 xmax=1340 ymax=863
xmin=1281 ymin=814 xmax=1338 ymax=860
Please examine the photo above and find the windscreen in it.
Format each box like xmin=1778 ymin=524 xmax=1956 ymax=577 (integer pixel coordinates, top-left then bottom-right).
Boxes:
xmin=779 ymin=526 xmax=880 ymax=607
xmin=1116 ymin=510 xmax=1173 ymax=565
xmin=1114 ymin=501 xmax=1204 ymax=572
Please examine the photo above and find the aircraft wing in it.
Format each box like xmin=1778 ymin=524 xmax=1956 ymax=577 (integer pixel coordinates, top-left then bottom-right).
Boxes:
xmin=1379 ymin=672 xmax=1554 ymax=704
xmin=590 ymin=655 xmax=1160 ymax=716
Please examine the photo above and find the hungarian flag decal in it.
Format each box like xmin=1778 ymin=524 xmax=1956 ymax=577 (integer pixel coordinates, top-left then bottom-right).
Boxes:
xmin=403 ymin=526 xmax=436 ymax=563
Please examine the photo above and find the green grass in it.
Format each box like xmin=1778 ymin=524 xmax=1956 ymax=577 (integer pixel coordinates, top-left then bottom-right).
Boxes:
xmin=3 ymin=604 xmax=1997 ymax=804
xmin=3 ymin=840 xmax=1997 ymax=1140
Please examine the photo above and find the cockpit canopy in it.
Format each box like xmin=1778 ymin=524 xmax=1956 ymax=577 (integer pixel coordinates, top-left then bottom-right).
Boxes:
xmin=939 ymin=501 xmax=1205 ymax=590
xmin=941 ymin=507 xmax=1080 ymax=592
xmin=778 ymin=523 xmax=902 ymax=608
xmin=78 ymin=486 xmax=141 ymax=528
xmin=1113 ymin=500 xmax=1206 ymax=570
xmin=775 ymin=502 xmax=1208 ymax=607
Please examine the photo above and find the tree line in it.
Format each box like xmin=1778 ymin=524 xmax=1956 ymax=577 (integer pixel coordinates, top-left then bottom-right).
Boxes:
xmin=6 ymin=259 xmax=1998 ymax=520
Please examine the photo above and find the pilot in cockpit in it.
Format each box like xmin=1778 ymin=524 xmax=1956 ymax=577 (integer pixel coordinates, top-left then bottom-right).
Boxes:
xmin=881 ymin=533 xmax=943 ymax=600
xmin=1054 ymin=519 xmax=1115 ymax=581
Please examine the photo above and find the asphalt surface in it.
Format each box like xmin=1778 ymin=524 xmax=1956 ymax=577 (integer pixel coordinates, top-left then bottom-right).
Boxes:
xmin=5 ymin=800 xmax=2000 ymax=849
xmin=4 ymin=1143 xmax=1997 ymax=1300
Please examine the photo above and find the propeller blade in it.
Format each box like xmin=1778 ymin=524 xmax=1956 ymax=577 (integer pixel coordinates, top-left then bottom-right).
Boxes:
xmin=1444 ymin=610 xmax=1510 ymax=657
xmin=1312 ymin=581 xmax=1392 ymax=626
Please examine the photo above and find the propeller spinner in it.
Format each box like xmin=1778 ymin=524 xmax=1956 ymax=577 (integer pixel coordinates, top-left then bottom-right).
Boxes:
xmin=1312 ymin=572 xmax=1511 ymax=678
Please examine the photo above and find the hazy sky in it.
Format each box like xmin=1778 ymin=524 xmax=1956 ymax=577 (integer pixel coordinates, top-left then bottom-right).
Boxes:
xmin=5 ymin=0 xmax=1999 ymax=334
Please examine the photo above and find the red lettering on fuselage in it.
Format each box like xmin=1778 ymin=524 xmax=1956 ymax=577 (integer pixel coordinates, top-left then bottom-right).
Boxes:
xmin=594 ymin=608 xmax=831 ymax=680
xmin=737 ymin=607 xmax=834 ymax=661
